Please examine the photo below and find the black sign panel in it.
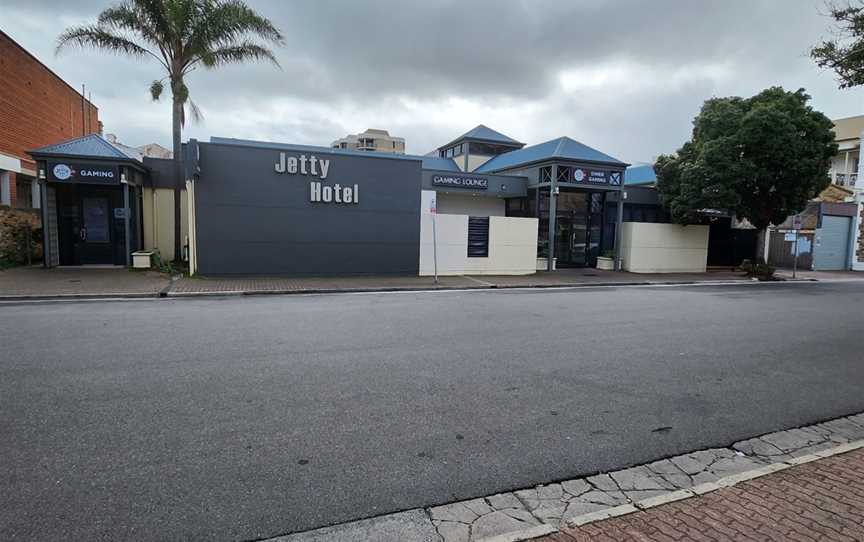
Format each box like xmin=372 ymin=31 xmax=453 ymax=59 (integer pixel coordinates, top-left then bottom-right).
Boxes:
xmin=49 ymin=162 xmax=120 ymax=185
xmin=572 ymin=168 xmax=617 ymax=185
xmin=431 ymin=174 xmax=488 ymax=190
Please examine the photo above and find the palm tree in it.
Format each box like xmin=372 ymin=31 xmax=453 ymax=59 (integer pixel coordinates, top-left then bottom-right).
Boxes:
xmin=58 ymin=0 xmax=283 ymax=263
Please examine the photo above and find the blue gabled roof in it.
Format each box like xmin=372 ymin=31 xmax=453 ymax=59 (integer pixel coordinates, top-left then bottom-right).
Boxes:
xmin=29 ymin=133 xmax=139 ymax=160
xmin=420 ymin=156 xmax=460 ymax=171
xmin=625 ymin=163 xmax=656 ymax=185
xmin=475 ymin=136 xmax=627 ymax=173
xmin=439 ymin=124 xmax=523 ymax=149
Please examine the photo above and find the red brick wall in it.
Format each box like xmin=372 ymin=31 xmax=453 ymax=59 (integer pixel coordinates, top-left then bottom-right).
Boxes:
xmin=0 ymin=30 xmax=100 ymax=177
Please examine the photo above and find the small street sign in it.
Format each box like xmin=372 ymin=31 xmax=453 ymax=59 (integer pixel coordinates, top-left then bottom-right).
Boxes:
xmin=792 ymin=215 xmax=802 ymax=230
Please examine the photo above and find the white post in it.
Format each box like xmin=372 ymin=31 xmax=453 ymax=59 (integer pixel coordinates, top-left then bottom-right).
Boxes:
xmin=430 ymin=195 xmax=438 ymax=284
xmin=31 ymin=179 xmax=41 ymax=209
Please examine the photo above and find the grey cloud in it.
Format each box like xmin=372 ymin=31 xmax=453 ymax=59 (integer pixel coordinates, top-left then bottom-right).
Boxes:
xmin=1 ymin=0 xmax=860 ymax=160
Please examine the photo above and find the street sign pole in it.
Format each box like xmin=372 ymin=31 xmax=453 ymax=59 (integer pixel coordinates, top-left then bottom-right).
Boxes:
xmin=793 ymin=229 xmax=798 ymax=280
xmin=792 ymin=214 xmax=802 ymax=280
xmin=430 ymin=196 xmax=438 ymax=284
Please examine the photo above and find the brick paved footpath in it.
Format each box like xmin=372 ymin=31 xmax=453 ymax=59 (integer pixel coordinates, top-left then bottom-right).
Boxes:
xmin=535 ymin=448 xmax=864 ymax=542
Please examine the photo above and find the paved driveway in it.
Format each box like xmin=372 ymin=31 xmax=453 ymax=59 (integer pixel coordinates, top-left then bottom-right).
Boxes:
xmin=1 ymin=282 xmax=863 ymax=541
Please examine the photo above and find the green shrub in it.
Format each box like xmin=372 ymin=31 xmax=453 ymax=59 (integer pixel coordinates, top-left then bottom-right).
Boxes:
xmin=0 ymin=209 xmax=41 ymax=267
xmin=739 ymin=259 xmax=777 ymax=281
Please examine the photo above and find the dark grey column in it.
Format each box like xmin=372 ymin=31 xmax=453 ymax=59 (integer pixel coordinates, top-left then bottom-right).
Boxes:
xmin=39 ymin=177 xmax=49 ymax=268
xmin=547 ymin=165 xmax=557 ymax=272
xmin=614 ymin=190 xmax=624 ymax=271
xmin=123 ymin=180 xmax=131 ymax=267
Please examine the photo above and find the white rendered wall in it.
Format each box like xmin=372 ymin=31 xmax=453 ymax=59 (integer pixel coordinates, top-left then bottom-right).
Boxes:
xmin=437 ymin=192 xmax=505 ymax=216
xmin=621 ymin=222 xmax=709 ymax=273
xmin=419 ymin=191 xmax=537 ymax=275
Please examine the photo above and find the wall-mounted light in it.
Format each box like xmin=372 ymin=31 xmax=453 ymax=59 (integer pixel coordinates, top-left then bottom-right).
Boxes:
xmin=120 ymin=171 xmax=127 ymax=183
xmin=38 ymin=168 xmax=46 ymax=180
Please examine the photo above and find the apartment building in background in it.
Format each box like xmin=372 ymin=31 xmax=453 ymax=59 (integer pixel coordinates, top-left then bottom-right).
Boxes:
xmin=829 ymin=115 xmax=864 ymax=192
xmin=0 ymin=30 xmax=101 ymax=210
xmin=331 ymin=128 xmax=405 ymax=154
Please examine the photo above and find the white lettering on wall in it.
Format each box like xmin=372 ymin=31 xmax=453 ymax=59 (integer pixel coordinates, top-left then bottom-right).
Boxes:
xmin=310 ymin=182 xmax=359 ymax=204
xmin=275 ymin=152 xmax=330 ymax=179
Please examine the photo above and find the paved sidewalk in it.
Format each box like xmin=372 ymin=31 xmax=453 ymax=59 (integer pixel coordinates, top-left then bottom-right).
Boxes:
xmin=270 ymin=412 xmax=864 ymax=542
xmin=5 ymin=266 xmax=860 ymax=300
xmin=0 ymin=266 xmax=170 ymax=298
xmin=536 ymin=447 xmax=864 ymax=542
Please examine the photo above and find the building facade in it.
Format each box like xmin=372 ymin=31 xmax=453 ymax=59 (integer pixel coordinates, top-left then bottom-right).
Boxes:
xmin=829 ymin=115 xmax=864 ymax=191
xmin=331 ymin=128 xmax=405 ymax=154
xmin=0 ymin=30 xmax=100 ymax=211
xmin=31 ymin=125 xmax=720 ymax=276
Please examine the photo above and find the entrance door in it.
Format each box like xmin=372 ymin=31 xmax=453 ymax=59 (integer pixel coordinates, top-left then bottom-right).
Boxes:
xmin=554 ymin=192 xmax=588 ymax=267
xmin=56 ymin=185 xmax=123 ymax=265
xmin=79 ymin=196 xmax=113 ymax=264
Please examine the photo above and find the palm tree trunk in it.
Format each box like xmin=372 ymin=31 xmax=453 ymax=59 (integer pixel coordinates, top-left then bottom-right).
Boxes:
xmin=172 ymin=95 xmax=183 ymax=263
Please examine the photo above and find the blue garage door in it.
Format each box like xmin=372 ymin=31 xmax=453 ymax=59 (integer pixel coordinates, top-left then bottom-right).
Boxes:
xmin=814 ymin=216 xmax=852 ymax=270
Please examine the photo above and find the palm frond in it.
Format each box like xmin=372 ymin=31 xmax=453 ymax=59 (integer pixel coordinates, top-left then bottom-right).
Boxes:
xmin=196 ymin=41 xmax=278 ymax=68
xmin=98 ymin=1 xmax=167 ymax=53
xmin=56 ymin=25 xmax=153 ymax=58
xmin=187 ymin=98 xmax=204 ymax=124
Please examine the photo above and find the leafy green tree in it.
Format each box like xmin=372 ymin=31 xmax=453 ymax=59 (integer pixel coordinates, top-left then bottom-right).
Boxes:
xmin=655 ymin=87 xmax=837 ymax=256
xmin=811 ymin=1 xmax=864 ymax=89
xmin=58 ymin=0 xmax=283 ymax=262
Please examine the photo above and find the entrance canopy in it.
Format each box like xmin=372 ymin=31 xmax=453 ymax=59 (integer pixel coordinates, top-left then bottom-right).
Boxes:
xmin=29 ymin=134 xmax=148 ymax=267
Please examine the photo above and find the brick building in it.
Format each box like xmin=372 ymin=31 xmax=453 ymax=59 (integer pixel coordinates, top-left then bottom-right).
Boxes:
xmin=0 ymin=30 xmax=100 ymax=210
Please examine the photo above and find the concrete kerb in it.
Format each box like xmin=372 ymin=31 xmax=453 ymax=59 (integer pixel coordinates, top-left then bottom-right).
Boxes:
xmin=162 ymin=278 xmax=762 ymax=299
xmin=265 ymin=413 xmax=864 ymax=542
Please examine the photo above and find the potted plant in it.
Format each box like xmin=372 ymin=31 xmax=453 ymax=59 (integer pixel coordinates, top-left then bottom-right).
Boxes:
xmin=536 ymin=241 xmax=557 ymax=271
xmin=596 ymin=249 xmax=616 ymax=270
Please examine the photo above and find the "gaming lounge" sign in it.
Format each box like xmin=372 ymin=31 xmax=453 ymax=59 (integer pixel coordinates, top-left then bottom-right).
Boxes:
xmin=431 ymin=174 xmax=489 ymax=190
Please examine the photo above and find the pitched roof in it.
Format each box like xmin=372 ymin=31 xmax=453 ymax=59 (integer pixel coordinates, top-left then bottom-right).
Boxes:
xmin=625 ymin=163 xmax=656 ymax=185
xmin=439 ymin=124 xmax=523 ymax=149
xmin=420 ymin=156 xmax=460 ymax=171
xmin=29 ymin=133 xmax=139 ymax=161
xmin=475 ymin=136 xmax=627 ymax=173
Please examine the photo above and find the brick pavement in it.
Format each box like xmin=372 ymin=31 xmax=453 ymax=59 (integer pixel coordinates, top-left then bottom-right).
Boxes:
xmin=536 ymin=448 xmax=864 ymax=542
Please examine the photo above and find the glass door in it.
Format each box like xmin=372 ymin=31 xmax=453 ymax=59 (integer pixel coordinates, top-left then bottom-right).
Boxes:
xmin=554 ymin=192 xmax=588 ymax=267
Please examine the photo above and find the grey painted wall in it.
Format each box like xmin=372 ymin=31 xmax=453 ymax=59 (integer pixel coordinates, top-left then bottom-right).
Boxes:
xmin=193 ymin=141 xmax=422 ymax=275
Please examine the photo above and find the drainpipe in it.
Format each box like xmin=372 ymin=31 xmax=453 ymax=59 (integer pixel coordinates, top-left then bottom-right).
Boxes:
xmin=123 ymin=170 xmax=131 ymax=267
xmin=614 ymin=188 xmax=625 ymax=271
xmin=39 ymin=163 xmax=49 ymax=267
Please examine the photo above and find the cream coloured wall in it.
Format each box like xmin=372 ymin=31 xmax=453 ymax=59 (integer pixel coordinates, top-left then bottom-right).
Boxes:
xmin=437 ymin=192 xmax=505 ymax=216
xmin=620 ymin=222 xmax=709 ymax=273
xmin=466 ymin=154 xmax=493 ymax=172
xmin=142 ymin=187 xmax=188 ymax=260
xmin=420 ymin=191 xmax=537 ymax=275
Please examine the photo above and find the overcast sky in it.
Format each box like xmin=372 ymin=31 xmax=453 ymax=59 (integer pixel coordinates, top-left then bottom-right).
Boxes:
xmin=2 ymin=0 xmax=863 ymax=163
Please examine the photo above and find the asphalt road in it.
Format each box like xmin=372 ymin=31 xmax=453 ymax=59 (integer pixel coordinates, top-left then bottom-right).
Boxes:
xmin=2 ymin=282 xmax=864 ymax=541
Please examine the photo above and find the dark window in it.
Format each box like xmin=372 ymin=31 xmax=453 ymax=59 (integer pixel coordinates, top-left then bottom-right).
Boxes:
xmin=469 ymin=141 xmax=519 ymax=156
xmin=467 ymin=216 xmax=490 ymax=257
xmin=15 ymin=178 xmax=33 ymax=209
xmin=556 ymin=166 xmax=571 ymax=183
xmin=539 ymin=166 xmax=552 ymax=183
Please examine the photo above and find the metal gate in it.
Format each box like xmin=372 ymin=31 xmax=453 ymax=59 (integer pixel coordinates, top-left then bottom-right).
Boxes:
xmin=813 ymin=216 xmax=852 ymax=270
xmin=768 ymin=230 xmax=814 ymax=269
